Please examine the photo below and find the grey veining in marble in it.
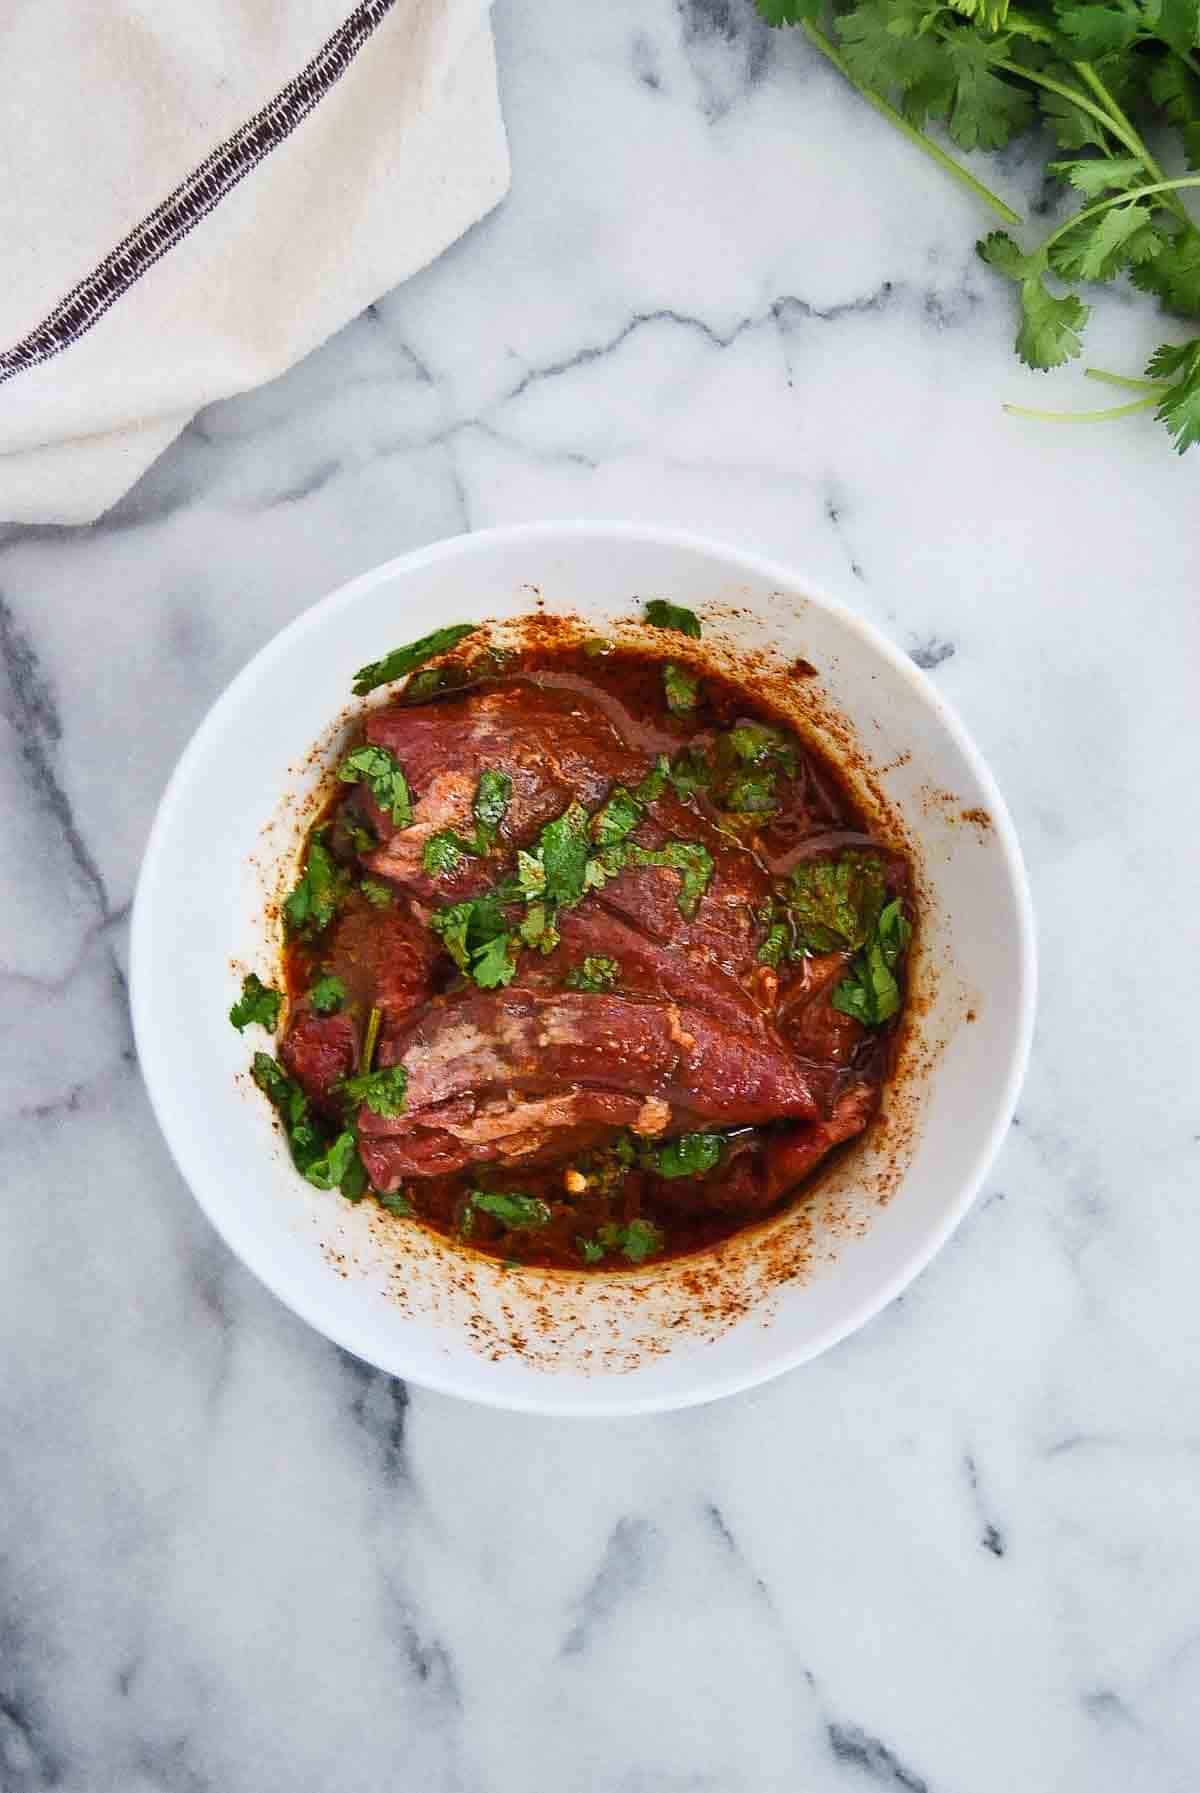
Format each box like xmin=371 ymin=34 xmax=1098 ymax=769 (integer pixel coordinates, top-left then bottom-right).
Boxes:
xmin=2 ymin=2 xmax=1198 ymax=1789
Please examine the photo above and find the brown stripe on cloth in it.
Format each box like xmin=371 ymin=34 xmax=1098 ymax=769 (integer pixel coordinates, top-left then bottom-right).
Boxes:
xmin=0 ymin=0 xmax=399 ymax=388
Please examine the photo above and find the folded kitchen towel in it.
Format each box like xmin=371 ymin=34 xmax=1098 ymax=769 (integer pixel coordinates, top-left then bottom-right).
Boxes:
xmin=0 ymin=0 xmax=509 ymax=525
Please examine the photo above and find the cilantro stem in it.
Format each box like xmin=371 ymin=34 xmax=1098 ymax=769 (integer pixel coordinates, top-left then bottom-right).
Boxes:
xmin=1085 ymin=368 xmax=1170 ymax=394
xmin=801 ymin=20 xmax=1021 ymax=226
xmin=991 ymin=60 xmax=1131 ymax=153
xmin=362 ymin=1006 xmax=381 ymax=1074
xmin=1070 ymin=62 xmax=1193 ymax=229
xmin=1037 ymin=175 xmax=1200 ymax=258
xmin=1003 ymin=395 xmax=1160 ymax=423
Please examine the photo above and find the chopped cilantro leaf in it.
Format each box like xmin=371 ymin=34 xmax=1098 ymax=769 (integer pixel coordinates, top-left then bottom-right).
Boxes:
xmin=403 ymin=666 xmax=450 ymax=703
xmin=668 ymin=746 xmax=711 ymax=795
xmin=284 ymin=838 xmax=344 ymax=935
xmin=723 ymin=771 xmax=781 ymax=814
xmin=360 ymin=877 xmax=393 ymax=908
xmin=308 ymin=974 xmax=346 ymax=1015
xmin=643 ymin=599 xmax=702 ymax=638
xmin=431 ymin=892 xmax=516 ymax=987
xmin=784 ymin=853 xmax=888 ymax=954
xmin=592 ymin=785 xmax=644 ymax=848
xmin=251 ymin=1050 xmax=294 ymax=1111
xmin=339 ymin=1151 xmax=368 ymax=1203
xmin=622 ymin=1217 xmax=665 ymax=1262
xmin=471 ymin=932 xmax=518 ymax=988
xmin=578 ymin=1237 xmax=606 ymax=1263
xmin=423 ymin=831 xmax=467 ymax=877
xmin=564 ymin=956 xmax=620 ymax=993
xmin=337 ymin=743 xmax=413 ymax=828
xmin=711 ymin=723 xmax=797 ymax=816
xmin=831 ymin=897 xmax=912 ymax=1027
xmin=663 ymin=662 xmax=700 ymax=713
xmin=429 ymin=899 xmax=474 ymax=972
xmin=378 ymin=1189 xmax=413 ymax=1216
xmin=230 ymin=973 xmax=282 ymax=1033
xmin=611 ymin=840 xmax=714 ymax=917
xmin=725 ymin=723 xmax=797 ymax=768
xmin=423 ymin=770 xmax=513 ymax=876
xmin=537 ymin=800 xmax=591 ymax=906
xmin=345 ymin=820 xmax=378 ymax=855
xmin=337 ymin=1062 xmax=409 ymax=1118
xmin=472 ymin=768 xmax=513 ymax=850
xmin=516 ymin=849 xmax=546 ymax=897
xmin=519 ymin=903 xmax=560 ymax=953
xmin=757 ymin=922 xmax=789 ymax=968
xmin=647 ymin=1133 xmax=724 ymax=1178
xmin=466 ymin=1189 xmax=552 ymax=1231
xmin=303 ymin=1129 xmax=360 ymax=1193
xmin=634 ymin=755 xmax=670 ymax=804
xmin=352 ymin=624 xmax=478 ymax=696
xmin=250 ymin=1052 xmax=363 ymax=1199
xmin=597 ymin=1217 xmax=665 ymax=1263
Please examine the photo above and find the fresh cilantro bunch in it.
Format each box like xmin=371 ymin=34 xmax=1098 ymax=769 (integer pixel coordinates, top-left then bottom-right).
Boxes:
xmin=757 ymin=0 xmax=1200 ymax=451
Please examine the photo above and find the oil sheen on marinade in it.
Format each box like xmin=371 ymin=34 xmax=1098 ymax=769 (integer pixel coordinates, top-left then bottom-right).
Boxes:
xmin=277 ymin=641 xmax=912 ymax=1270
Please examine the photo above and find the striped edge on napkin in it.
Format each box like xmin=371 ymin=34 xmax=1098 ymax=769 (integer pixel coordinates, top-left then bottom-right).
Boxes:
xmin=0 ymin=0 xmax=509 ymax=525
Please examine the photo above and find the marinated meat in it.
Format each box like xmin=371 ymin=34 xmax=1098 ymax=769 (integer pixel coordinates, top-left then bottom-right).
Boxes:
xmin=265 ymin=635 xmax=912 ymax=1268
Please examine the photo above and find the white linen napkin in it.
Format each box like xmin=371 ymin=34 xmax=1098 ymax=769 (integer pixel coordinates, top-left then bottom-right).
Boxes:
xmin=0 ymin=0 xmax=509 ymax=525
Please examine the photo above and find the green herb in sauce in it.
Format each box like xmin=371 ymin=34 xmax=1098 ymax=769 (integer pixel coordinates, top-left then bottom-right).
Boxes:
xmin=308 ymin=974 xmax=346 ymax=1015
xmin=229 ymin=973 xmax=281 ymax=1033
xmin=564 ymin=956 xmax=620 ymax=993
xmin=337 ymin=743 xmax=413 ymax=828
xmin=352 ymin=624 xmax=478 ymax=696
xmin=643 ymin=599 xmax=702 ymax=638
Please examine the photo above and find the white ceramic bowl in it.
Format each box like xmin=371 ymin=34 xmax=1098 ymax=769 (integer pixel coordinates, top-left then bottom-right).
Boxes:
xmin=132 ymin=522 xmax=1035 ymax=1414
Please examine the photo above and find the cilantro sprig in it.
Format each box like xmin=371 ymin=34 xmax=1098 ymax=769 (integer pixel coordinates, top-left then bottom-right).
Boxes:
xmin=431 ymin=891 xmax=518 ymax=988
xmin=250 ymin=1053 xmax=366 ymax=1200
xmin=831 ymin=898 xmax=912 ymax=1027
xmin=337 ymin=744 xmax=413 ymax=828
xmin=756 ymin=0 xmax=1200 ymax=452
xmin=284 ymin=837 xmax=346 ymax=937
xmin=229 ymin=973 xmax=282 ymax=1034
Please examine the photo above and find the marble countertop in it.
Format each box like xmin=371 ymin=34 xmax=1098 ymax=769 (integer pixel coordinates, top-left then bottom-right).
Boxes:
xmin=3 ymin=3 xmax=1198 ymax=1789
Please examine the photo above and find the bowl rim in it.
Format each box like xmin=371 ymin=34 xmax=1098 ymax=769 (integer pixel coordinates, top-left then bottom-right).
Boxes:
xmin=131 ymin=519 xmax=1037 ymax=1414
